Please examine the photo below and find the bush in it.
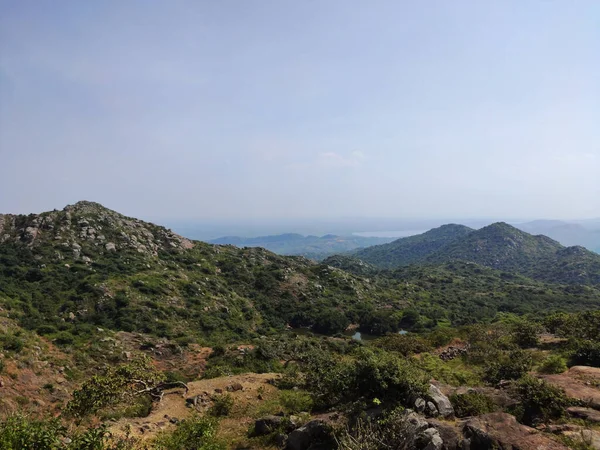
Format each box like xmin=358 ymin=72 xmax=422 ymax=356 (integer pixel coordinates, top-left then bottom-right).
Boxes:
xmin=511 ymin=320 xmax=541 ymax=348
xmin=372 ymin=334 xmax=432 ymax=356
xmin=152 ymin=415 xmax=225 ymax=450
xmin=538 ymin=355 xmax=567 ymax=374
xmin=336 ymin=408 xmax=418 ymax=450
xmin=279 ymin=390 xmax=313 ymax=414
xmin=0 ymin=335 xmax=24 ymax=353
xmin=0 ymin=415 xmax=135 ymax=450
xmin=513 ymin=375 xmax=569 ymax=426
xmin=570 ymin=340 xmax=600 ymax=367
xmin=450 ymin=392 xmax=497 ymax=418
xmin=66 ymin=356 xmax=165 ymax=417
xmin=208 ymin=394 xmax=234 ymax=417
xmin=484 ymin=350 xmax=533 ymax=384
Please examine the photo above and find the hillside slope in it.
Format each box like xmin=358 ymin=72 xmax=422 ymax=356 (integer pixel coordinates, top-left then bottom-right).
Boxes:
xmin=352 ymin=224 xmax=474 ymax=268
xmin=0 ymin=201 xmax=393 ymax=341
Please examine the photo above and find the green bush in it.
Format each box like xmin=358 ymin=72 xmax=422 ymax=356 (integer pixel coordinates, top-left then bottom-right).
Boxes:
xmin=0 ymin=415 xmax=134 ymax=450
xmin=0 ymin=335 xmax=24 ymax=353
xmin=570 ymin=340 xmax=600 ymax=367
xmin=208 ymin=394 xmax=234 ymax=417
xmin=484 ymin=350 xmax=533 ymax=384
xmin=279 ymin=390 xmax=314 ymax=414
xmin=513 ymin=376 xmax=569 ymax=426
xmin=450 ymin=392 xmax=497 ymax=418
xmin=372 ymin=334 xmax=432 ymax=356
xmin=152 ymin=415 xmax=225 ymax=450
xmin=538 ymin=355 xmax=567 ymax=374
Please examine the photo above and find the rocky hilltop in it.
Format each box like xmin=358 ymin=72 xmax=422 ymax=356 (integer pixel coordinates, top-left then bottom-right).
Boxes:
xmin=0 ymin=201 xmax=194 ymax=261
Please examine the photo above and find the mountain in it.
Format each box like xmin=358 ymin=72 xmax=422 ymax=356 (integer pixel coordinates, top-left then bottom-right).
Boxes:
xmin=348 ymin=222 xmax=600 ymax=285
xmin=514 ymin=219 xmax=600 ymax=254
xmin=208 ymin=233 xmax=395 ymax=260
xmin=425 ymin=222 xmax=600 ymax=285
xmin=351 ymin=224 xmax=474 ymax=268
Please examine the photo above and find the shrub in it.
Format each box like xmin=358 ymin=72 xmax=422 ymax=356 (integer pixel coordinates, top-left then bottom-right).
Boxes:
xmin=512 ymin=375 xmax=569 ymax=426
xmin=279 ymin=390 xmax=314 ymax=414
xmin=152 ymin=415 xmax=225 ymax=450
xmin=372 ymin=334 xmax=432 ymax=356
xmin=336 ymin=408 xmax=418 ymax=450
xmin=538 ymin=355 xmax=567 ymax=374
xmin=484 ymin=350 xmax=533 ymax=384
xmin=511 ymin=320 xmax=541 ymax=348
xmin=450 ymin=392 xmax=497 ymax=418
xmin=570 ymin=340 xmax=600 ymax=367
xmin=208 ymin=394 xmax=234 ymax=417
xmin=0 ymin=335 xmax=24 ymax=353
xmin=66 ymin=356 xmax=165 ymax=417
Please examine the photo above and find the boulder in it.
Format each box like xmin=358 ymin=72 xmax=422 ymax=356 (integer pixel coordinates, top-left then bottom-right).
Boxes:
xmin=427 ymin=418 xmax=463 ymax=450
xmin=226 ymin=382 xmax=243 ymax=392
xmin=427 ymin=384 xmax=454 ymax=418
xmin=254 ymin=415 xmax=284 ymax=436
xmin=286 ymin=420 xmax=331 ymax=450
xmin=419 ymin=427 xmax=443 ymax=450
xmin=463 ymin=412 xmax=569 ymax=450
xmin=567 ymin=406 xmax=600 ymax=423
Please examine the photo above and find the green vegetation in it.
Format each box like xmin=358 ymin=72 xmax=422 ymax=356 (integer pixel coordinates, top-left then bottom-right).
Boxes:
xmin=450 ymin=392 xmax=497 ymax=417
xmin=152 ymin=415 xmax=225 ymax=450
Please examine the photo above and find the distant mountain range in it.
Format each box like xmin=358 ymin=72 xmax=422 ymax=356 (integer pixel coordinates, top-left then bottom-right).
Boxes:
xmin=349 ymin=222 xmax=600 ymax=285
xmin=208 ymin=233 xmax=395 ymax=259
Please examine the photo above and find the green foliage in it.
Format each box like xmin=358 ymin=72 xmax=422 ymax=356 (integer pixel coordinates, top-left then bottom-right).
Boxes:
xmin=336 ymin=407 xmax=418 ymax=450
xmin=570 ymin=340 xmax=600 ymax=367
xmin=0 ymin=334 xmax=24 ymax=353
xmin=152 ymin=415 xmax=225 ymax=450
xmin=0 ymin=415 xmax=134 ymax=450
xmin=484 ymin=350 xmax=533 ymax=384
xmin=372 ymin=334 xmax=432 ymax=356
xmin=278 ymin=390 xmax=314 ymax=414
xmin=512 ymin=375 xmax=570 ymax=426
xmin=66 ymin=356 xmax=165 ymax=417
xmin=450 ymin=392 xmax=497 ymax=417
xmin=303 ymin=347 xmax=428 ymax=409
xmin=538 ymin=355 xmax=568 ymax=374
xmin=208 ymin=394 xmax=234 ymax=417
xmin=313 ymin=308 xmax=350 ymax=335
xmin=511 ymin=320 xmax=541 ymax=348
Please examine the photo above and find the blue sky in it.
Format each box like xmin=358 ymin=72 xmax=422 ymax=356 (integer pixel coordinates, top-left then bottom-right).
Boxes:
xmin=1 ymin=1 xmax=599 ymax=221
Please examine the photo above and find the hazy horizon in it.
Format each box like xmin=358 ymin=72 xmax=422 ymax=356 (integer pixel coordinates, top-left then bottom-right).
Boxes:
xmin=1 ymin=1 xmax=599 ymax=220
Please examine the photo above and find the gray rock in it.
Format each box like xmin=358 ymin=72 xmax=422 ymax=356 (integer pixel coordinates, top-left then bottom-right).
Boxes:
xmin=105 ymin=242 xmax=116 ymax=252
xmin=427 ymin=384 xmax=454 ymax=418
xmin=286 ymin=420 xmax=330 ymax=450
xmin=415 ymin=397 xmax=427 ymax=413
xmin=254 ymin=415 xmax=284 ymax=436
xmin=426 ymin=401 xmax=439 ymax=417
xmin=420 ymin=427 xmax=443 ymax=450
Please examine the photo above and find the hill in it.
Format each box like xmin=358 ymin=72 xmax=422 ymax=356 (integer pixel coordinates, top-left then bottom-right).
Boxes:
xmin=426 ymin=222 xmax=600 ymax=285
xmin=351 ymin=224 xmax=474 ymax=268
xmin=208 ymin=233 xmax=394 ymax=260
xmin=0 ymin=201 xmax=403 ymax=342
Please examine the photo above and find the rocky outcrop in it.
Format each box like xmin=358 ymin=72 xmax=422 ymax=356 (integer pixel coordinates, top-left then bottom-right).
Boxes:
xmin=463 ymin=412 xmax=569 ymax=450
xmin=567 ymin=406 xmax=600 ymax=423
xmin=541 ymin=366 xmax=600 ymax=410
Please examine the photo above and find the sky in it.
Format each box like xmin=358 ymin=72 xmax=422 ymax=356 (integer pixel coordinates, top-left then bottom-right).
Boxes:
xmin=1 ymin=0 xmax=599 ymax=222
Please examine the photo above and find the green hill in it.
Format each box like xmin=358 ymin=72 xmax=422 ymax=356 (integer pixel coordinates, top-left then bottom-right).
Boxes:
xmin=352 ymin=224 xmax=474 ymax=268
xmin=426 ymin=222 xmax=600 ymax=285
